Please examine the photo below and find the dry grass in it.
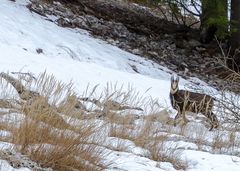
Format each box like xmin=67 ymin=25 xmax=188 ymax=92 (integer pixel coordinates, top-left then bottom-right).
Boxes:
xmin=98 ymin=87 xmax=189 ymax=170
xmin=0 ymin=72 xmax=108 ymax=171
xmin=211 ymin=131 xmax=226 ymax=153
xmin=186 ymin=128 xmax=207 ymax=150
xmin=151 ymin=143 xmax=188 ymax=170
xmin=11 ymin=119 xmax=106 ymax=171
xmin=210 ymin=129 xmax=240 ymax=155
xmin=107 ymin=108 xmax=189 ymax=170
xmin=133 ymin=118 xmax=189 ymax=170
xmin=86 ymin=83 xmax=189 ymax=170
xmin=3 ymin=72 xmax=234 ymax=171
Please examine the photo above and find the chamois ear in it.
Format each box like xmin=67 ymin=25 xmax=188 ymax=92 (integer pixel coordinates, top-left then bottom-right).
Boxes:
xmin=171 ymin=75 xmax=174 ymax=82
xmin=176 ymin=75 xmax=179 ymax=83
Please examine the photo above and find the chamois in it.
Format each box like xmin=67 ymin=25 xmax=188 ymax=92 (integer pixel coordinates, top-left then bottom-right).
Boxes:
xmin=169 ymin=75 xmax=219 ymax=131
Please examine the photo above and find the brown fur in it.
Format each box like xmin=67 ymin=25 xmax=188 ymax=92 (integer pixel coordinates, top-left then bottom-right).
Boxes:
xmin=169 ymin=75 xmax=219 ymax=131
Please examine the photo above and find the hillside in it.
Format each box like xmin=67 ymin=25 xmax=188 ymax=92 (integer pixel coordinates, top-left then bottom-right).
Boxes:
xmin=0 ymin=0 xmax=239 ymax=171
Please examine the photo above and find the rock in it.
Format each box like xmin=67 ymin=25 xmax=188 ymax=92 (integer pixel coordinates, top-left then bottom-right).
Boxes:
xmin=132 ymin=48 xmax=141 ymax=55
xmin=148 ymin=51 xmax=158 ymax=57
xmin=188 ymin=39 xmax=201 ymax=47
xmin=56 ymin=17 xmax=73 ymax=27
xmin=0 ymin=149 xmax=52 ymax=171
xmin=196 ymin=46 xmax=206 ymax=52
xmin=36 ymin=48 xmax=43 ymax=54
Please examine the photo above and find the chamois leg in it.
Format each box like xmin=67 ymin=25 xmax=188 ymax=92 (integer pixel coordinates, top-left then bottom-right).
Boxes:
xmin=206 ymin=111 xmax=219 ymax=131
xmin=182 ymin=110 xmax=188 ymax=125
xmin=210 ymin=112 xmax=219 ymax=129
xmin=174 ymin=106 xmax=188 ymax=126
xmin=174 ymin=108 xmax=189 ymax=126
xmin=182 ymin=97 xmax=189 ymax=125
xmin=209 ymin=123 xmax=214 ymax=131
xmin=174 ymin=111 xmax=181 ymax=126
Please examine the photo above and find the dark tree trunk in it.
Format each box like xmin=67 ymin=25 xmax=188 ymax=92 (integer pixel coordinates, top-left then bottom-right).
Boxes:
xmin=200 ymin=0 xmax=227 ymax=43
xmin=230 ymin=0 xmax=240 ymax=50
xmin=229 ymin=0 xmax=240 ymax=69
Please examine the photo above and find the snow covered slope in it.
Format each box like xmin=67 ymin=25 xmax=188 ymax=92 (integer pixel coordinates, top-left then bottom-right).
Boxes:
xmin=0 ymin=0 xmax=240 ymax=171
xmin=0 ymin=0 xmax=177 ymax=101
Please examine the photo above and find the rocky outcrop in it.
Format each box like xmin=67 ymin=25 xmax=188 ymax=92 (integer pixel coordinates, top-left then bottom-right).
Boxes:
xmin=75 ymin=0 xmax=192 ymax=35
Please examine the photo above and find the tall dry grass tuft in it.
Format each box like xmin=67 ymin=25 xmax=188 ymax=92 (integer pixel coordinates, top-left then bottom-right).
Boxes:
xmin=11 ymin=117 xmax=106 ymax=171
xmin=0 ymin=72 xmax=108 ymax=171
xmin=133 ymin=118 xmax=189 ymax=170
xmin=210 ymin=129 xmax=240 ymax=155
xmin=0 ymin=72 xmax=191 ymax=170
xmin=99 ymin=86 xmax=189 ymax=170
xmin=107 ymin=101 xmax=188 ymax=170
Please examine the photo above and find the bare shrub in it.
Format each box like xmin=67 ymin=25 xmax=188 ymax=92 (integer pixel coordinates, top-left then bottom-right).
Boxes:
xmin=213 ymin=39 xmax=240 ymax=127
xmin=217 ymin=91 xmax=240 ymax=127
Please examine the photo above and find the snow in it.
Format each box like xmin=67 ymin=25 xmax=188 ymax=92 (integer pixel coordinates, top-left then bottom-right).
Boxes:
xmin=0 ymin=0 xmax=240 ymax=171
xmin=0 ymin=0 xmax=178 ymax=104
xmin=0 ymin=160 xmax=31 ymax=171
xmin=184 ymin=150 xmax=240 ymax=171
xmin=107 ymin=151 xmax=166 ymax=171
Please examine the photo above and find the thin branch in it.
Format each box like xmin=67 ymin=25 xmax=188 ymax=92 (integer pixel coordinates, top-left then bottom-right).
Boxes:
xmin=168 ymin=2 xmax=181 ymax=25
xmin=175 ymin=0 xmax=201 ymax=17
xmin=156 ymin=6 xmax=169 ymax=21
xmin=180 ymin=6 xmax=186 ymax=25
xmin=190 ymin=0 xmax=201 ymax=15
xmin=188 ymin=20 xmax=200 ymax=27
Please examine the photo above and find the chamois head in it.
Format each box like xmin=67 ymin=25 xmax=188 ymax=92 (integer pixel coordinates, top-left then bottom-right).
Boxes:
xmin=170 ymin=75 xmax=179 ymax=94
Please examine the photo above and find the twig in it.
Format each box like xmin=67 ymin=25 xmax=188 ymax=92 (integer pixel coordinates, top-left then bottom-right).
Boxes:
xmin=175 ymin=0 xmax=201 ymax=17
xmin=11 ymin=72 xmax=37 ymax=80
xmin=190 ymin=0 xmax=201 ymax=16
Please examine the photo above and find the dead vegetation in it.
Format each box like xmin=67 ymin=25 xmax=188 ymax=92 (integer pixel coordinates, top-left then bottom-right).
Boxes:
xmin=0 ymin=71 xmax=239 ymax=170
xmin=0 ymin=71 xmax=187 ymax=170
xmin=133 ymin=119 xmax=189 ymax=170
xmin=0 ymin=72 xmax=108 ymax=171
xmin=212 ymin=39 xmax=240 ymax=127
xmin=106 ymin=97 xmax=189 ymax=170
